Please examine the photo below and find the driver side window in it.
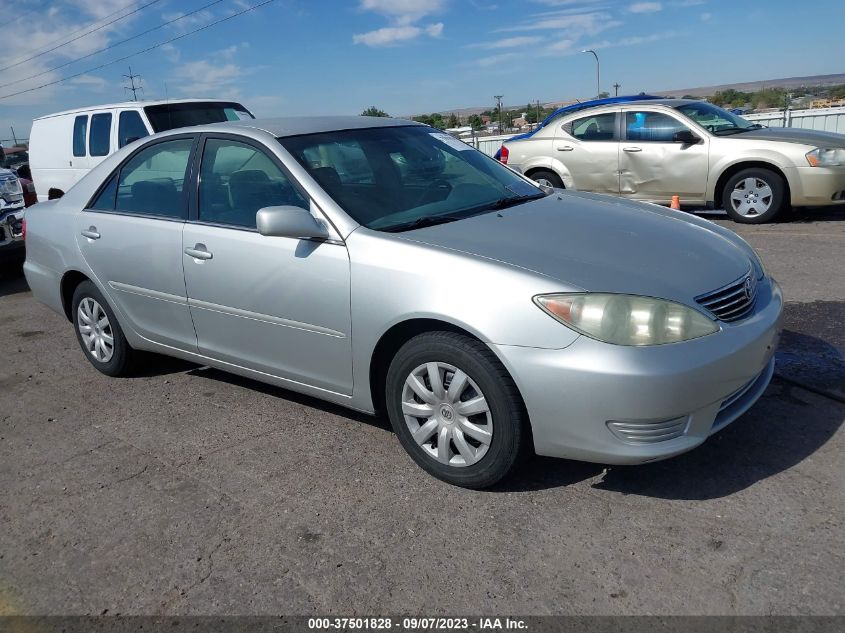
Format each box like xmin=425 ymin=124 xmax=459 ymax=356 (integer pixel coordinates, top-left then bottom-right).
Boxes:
xmin=626 ymin=111 xmax=688 ymax=142
xmin=198 ymin=138 xmax=308 ymax=229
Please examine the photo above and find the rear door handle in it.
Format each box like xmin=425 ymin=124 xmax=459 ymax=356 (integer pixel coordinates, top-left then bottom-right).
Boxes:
xmin=184 ymin=244 xmax=213 ymax=261
xmin=623 ymin=146 xmax=642 ymax=153
xmin=81 ymin=227 xmax=100 ymax=240
xmin=557 ymin=145 xmax=574 ymax=152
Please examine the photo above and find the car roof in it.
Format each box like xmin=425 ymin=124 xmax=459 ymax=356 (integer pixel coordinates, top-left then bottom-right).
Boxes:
xmin=33 ymin=99 xmax=249 ymax=120
xmin=186 ymin=116 xmax=425 ymax=137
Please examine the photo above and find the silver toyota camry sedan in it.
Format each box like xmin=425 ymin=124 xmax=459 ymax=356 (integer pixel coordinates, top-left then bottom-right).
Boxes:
xmin=24 ymin=116 xmax=783 ymax=488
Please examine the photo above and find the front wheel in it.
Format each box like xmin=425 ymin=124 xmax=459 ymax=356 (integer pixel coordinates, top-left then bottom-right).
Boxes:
xmin=385 ymin=332 xmax=530 ymax=488
xmin=528 ymin=169 xmax=564 ymax=189
xmin=723 ymin=168 xmax=787 ymax=223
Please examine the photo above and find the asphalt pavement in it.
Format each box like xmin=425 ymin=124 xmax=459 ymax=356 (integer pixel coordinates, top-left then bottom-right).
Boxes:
xmin=0 ymin=207 xmax=842 ymax=616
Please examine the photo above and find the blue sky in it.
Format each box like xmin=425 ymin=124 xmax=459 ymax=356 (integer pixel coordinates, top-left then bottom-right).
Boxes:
xmin=1 ymin=0 xmax=844 ymax=140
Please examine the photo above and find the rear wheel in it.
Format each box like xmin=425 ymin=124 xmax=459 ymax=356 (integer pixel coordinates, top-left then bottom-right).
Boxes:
xmin=723 ymin=168 xmax=786 ymax=223
xmin=529 ymin=169 xmax=564 ymax=189
xmin=385 ymin=332 xmax=529 ymax=489
xmin=72 ymin=281 xmax=135 ymax=376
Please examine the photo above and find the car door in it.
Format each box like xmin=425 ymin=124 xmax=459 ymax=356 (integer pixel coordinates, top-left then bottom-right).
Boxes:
xmin=554 ymin=110 xmax=620 ymax=194
xmin=182 ymin=135 xmax=353 ymax=395
xmin=619 ymin=109 xmax=709 ymax=203
xmin=75 ymin=135 xmax=199 ymax=351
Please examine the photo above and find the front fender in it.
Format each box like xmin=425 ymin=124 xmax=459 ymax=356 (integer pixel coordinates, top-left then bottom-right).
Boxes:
xmin=707 ymin=148 xmax=797 ymax=202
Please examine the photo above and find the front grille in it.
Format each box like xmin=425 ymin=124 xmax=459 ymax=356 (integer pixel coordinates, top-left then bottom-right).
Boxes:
xmin=695 ymin=272 xmax=757 ymax=322
xmin=607 ymin=416 xmax=689 ymax=444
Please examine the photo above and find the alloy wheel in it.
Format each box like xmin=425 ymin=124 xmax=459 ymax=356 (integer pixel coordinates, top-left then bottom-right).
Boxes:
xmin=401 ymin=362 xmax=493 ymax=467
xmin=77 ymin=297 xmax=114 ymax=363
xmin=729 ymin=177 xmax=773 ymax=217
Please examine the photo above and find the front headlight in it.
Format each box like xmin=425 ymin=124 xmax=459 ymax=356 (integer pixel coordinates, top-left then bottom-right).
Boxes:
xmin=534 ymin=293 xmax=720 ymax=346
xmin=806 ymin=148 xmax=845 ymax=167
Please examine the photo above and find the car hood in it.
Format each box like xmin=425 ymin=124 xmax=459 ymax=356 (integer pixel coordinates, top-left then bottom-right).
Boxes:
xmin=729 ymin=127 xmax=845 ymax=148
xmin=399 ymin=192 xmax=754 ymax=304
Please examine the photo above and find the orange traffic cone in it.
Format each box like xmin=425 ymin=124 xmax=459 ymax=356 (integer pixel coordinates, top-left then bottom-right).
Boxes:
xmin=670 ymin=195 xmax=681 ymax=210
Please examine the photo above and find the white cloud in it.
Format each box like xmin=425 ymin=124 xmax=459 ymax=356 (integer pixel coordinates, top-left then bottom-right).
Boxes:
xmin=359 ymin=0 xmax=446 ymax=25
xmin=354 ymin=0 xmax=445 ymax=46
xmin=700 ymin=11 xmax=712 ymax=20
xmin=469 ymin=36 xmax=543 ymax=49
xmin=628 ymin=2 xmax=662 ymax=13
xmin=476 ymin=52 xmax=520 ymax=68
xmin=499 ymin=10 xmax=621 ymax=36
xmin=170 ymin=60 xmax=243 ymax=99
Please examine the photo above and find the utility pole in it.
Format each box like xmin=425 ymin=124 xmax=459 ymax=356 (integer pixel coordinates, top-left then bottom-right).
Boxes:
xmin=10 ymin=126 xmax=17 ymax=145
xmin=613 ymin=82 xmax=621 ymax=97
xmin=536 ymin=99 xmax=541 ymax=130
xmin=123 ymin=66 xmax=142 ymax=101
xmin=494 ymin=95 xmax=503 ymax=134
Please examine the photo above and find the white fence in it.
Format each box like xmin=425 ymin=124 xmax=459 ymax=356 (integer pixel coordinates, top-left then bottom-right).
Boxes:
xmin=463 ymin=107 xmax=845 ymax=157
xmin=744 ymin=106 xmax=845 ymax=134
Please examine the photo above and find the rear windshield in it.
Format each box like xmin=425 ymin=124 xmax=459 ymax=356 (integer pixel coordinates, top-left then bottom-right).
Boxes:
xmin=144 ymin=102 xmax=254 ymax=132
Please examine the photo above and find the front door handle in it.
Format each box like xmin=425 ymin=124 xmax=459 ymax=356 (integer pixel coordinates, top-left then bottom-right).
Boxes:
xmin=184 ymin=244 xmax=213 ymax=261
xmin=81 ymin=227 xmax=100 ymax=240
xmin=623 ymin=146 xmax=642 ymax=153
xmin=557 ymin=145 xmax=574 ymax=152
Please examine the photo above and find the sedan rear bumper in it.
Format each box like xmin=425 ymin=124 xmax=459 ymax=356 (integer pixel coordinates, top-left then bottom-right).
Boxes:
xmin=494 ymin=278 xmax=783 ymax=464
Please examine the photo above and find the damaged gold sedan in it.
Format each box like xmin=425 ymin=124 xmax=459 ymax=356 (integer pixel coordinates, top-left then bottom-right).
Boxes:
xmin=499 ymin=98 xmax=845 ymax=223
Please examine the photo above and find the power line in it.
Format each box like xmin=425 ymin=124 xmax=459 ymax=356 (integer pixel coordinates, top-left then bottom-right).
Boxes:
xmin=0 ymin=0 xmax=147 ymax=70
xmin=0 ymin=0 xmax=164 ymax=73
xmin=0 ymin=0 xmax=227 ymax=90
xmin=0 ymin=0 xmax=278 ymax=102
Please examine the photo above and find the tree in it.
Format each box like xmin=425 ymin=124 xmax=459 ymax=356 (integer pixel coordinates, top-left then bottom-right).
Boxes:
xmin=447 ymin=113 xmax=459 ymax=128
xmin=598 ymin=91 xmax=610 ymax=99
xmin=361 ymin=106 xmax=389 ymax=117
xmin=412 ymin=114 xmax=433 ymax=126
xmin=468 ymin=114 xmax=483 ymax=130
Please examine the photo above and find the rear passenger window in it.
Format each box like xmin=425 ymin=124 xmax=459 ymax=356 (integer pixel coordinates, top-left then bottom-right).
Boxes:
xmin=73 ymin=116 xmax=88 ymax=157
xmin=89 ymin=113 xmax=112 ymax=156
xmin=114 ymin=138 xmax=194 ymax=219
xmin=90 ymin=175 xmax=118 ymax=210
xmin=198 ymin=138 xmax=308 ymax=229
xmin=118 ymin=111 xmax=149 ymax=148
xmin=568 ymin=113 xmax=617 ymax=141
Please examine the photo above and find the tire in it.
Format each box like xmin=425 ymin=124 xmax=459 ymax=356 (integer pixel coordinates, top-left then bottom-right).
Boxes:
xmin=71 ymin=280 xmax=135 ymax=377
xmin=529 ymin=169 xmax=564 ymax=189
xmin=385 ymin=331 xmax=529 ymax=489
xmin=723 ymin=168 xmax=787 ymax=224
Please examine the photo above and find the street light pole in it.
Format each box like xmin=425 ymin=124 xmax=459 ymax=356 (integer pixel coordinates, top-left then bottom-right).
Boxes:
xmin=581 ymin=49 xmax=600 ymax=99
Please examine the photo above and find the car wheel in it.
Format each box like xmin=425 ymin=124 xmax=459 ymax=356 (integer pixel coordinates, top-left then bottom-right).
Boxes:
xmin=529 ymin=170 xmax=564 ymax=189
xmin=72 ymin=280 xmax=135 ymax=377
xmin=385 ymin=331 xmax=529 ymax=489
xmin=723 ymin=168 xmax=787 ymax=223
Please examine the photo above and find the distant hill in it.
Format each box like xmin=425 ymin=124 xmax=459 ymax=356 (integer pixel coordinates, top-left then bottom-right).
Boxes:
xmin=656 ymin=73 xmax=845 ymax=98
xmin=420 ymin=73 xmax=845 ymax=117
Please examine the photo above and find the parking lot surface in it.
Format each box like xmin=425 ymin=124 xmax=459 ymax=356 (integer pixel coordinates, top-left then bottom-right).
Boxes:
xmin=0 ymin=207 xmax=843 ymax=616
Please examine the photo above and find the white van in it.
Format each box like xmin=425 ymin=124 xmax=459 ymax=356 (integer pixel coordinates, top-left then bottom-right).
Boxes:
xmin=29 ymin=99 xmax=253 ymax=202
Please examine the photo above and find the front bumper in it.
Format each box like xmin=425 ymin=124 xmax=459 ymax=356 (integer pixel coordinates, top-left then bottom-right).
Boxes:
xmin=494 ymin=278 xmax=783 ymax=464
xmin=0 ymin=207 xmax=25 ymax=264
xmin=788 ymin=166 xmax=845 ymax=207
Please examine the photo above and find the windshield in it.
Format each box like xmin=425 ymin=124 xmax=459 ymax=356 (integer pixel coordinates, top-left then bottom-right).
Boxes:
xmin=144 ymin=102 xmax=254 ymax=132
xmin=674 ymin=101 xmax=760 ymax=136
xmin=279 ymin=126 xmax=542 ymax=232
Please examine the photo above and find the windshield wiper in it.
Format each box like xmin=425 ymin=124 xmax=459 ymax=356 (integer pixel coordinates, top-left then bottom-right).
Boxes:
xmin=380 ymin=215 xmax=466 ymax=233
xmin=487 ymin=193 xmax=546 ymax=210
xmin=716 ymin=124 xmax=764 ymax=136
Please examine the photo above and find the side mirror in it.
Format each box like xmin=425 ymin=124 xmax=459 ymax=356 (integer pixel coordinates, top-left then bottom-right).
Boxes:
xmin=256 ymin=206 xmax=329 ymax=240
xmin=673 ymin=130 xmax=701 ymax=144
